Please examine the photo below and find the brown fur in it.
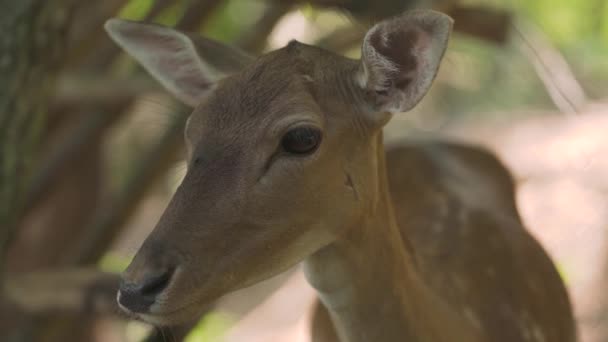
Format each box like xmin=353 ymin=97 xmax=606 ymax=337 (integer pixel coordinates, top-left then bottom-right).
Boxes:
xmin=309 ymin=141 xmax=576 ymax=341
xmin=106 ymin=11 xmax=576 ymax=341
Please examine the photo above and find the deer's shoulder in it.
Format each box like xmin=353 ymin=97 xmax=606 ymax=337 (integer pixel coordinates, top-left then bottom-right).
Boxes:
xmin=385 ymin=139 xmax=576 ymax=342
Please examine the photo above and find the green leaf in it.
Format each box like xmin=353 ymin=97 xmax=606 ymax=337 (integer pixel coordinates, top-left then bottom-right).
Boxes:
xmin=185 ymin=312 xmax=235 ymax=342
xmin=99 ymin=252 xmax=132 ymax=273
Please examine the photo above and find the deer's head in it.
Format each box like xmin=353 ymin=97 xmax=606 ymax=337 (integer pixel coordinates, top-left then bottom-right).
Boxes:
xmin=106 ymin=10 xmax=452 ymax=325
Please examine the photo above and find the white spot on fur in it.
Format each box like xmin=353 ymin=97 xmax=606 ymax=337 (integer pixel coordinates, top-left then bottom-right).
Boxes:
xmin=431 ymin=222 xmax=445 ymax=234
xmin=532 ymin=325 xmax=546 ymax=342
xmin=463 ymin=307 xmax=482 ymax=329
xmin=518 ymin=310 xmax=547 ymax=342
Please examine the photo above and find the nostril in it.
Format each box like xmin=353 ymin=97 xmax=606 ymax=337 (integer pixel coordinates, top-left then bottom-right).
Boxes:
xmin=140 ymin=268 xmax=174 ymax=297
xmin=117 ymin=268 xmax=174 ymax=313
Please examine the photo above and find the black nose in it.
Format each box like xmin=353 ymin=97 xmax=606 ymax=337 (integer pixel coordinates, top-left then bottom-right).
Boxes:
xmin=117 ymin=269 xmax=173 ymax=313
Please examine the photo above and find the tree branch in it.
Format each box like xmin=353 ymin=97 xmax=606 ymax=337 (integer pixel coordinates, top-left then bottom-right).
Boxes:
xmin=3 ymin=269 xmax=120 ymax=316
xmin=21 ymin=106 xmax=126 ymax=219
xmin=52 ymin=74 xmax=160 ymax=109
xmin=63 ymin=104 xmax=188 ymax=266
xmin=513 ymin=19 xmax=588 ymax=114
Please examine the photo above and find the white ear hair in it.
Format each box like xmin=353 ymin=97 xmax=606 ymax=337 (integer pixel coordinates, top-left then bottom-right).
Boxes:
xmin=105 ymin=18 xmax=253 ymax=107
xmin=358 ymin=10 xmax=453 ymax=114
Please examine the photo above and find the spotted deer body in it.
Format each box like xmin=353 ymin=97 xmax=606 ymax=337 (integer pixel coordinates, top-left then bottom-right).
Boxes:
xmin=310 ymin=141 xmax=575 ymax=341
xmin=105 ymin=10 xmax=575 ymax=342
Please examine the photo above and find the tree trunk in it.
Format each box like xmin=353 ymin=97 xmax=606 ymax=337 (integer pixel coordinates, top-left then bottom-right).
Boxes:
xmin=0 ymin=1 xmax=80 ymax=341
xmin=0 ymin=0 xmax=76 ymax=273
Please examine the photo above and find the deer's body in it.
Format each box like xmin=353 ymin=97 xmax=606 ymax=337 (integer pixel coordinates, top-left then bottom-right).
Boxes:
xmin=309 ymin=140 xmax=575 ymax=341
xmin=105 ymin=10 xmax=575 ymax=342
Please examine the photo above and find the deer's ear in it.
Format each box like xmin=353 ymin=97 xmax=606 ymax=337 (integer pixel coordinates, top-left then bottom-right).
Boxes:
xmin=357 ymin=10 xmax=453 ymax=114
xmin=104 ymin=18 xmax=254 ymax=107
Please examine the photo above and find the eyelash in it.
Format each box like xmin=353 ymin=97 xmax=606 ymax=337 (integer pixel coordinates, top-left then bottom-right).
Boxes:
xmin=280 ymin=126 xmax=322 ymax=155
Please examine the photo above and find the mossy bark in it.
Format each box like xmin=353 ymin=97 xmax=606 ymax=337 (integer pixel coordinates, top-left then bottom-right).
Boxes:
xmin=0 ymin=0 xmax=75 ymax=275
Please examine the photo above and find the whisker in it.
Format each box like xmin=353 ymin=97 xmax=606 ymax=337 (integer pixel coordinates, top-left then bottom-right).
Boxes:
xmin=168 ymin=326 xmax=177 ymax=342
xmin=159 ymin=325 xmax=167 ymax=342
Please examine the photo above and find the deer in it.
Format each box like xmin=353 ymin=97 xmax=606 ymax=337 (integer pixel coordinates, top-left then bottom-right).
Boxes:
xmin=105 ymin=10 xmax=576 ymax=342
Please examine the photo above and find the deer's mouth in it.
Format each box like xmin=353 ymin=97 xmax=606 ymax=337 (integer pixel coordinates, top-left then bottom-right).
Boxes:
xmin=127 ymin=294 xmax=214 ymax=326
xmin=117 ymin=266 xmax=218 ymax=326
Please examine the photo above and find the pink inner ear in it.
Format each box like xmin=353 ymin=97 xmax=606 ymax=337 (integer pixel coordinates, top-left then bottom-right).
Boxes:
xmin=370 ymin=26 xmax=431 ymax=90
xmin=360 ymin=11 xmax=452 ymax=114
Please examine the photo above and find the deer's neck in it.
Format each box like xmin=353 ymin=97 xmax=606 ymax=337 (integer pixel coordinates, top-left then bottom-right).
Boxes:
xmin=303 ymin=134 xmax=482 ymax=342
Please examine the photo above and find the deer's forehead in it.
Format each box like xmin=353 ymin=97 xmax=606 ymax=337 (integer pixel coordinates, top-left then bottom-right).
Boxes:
xmin=186 ymin=45 xmax=350 ymax=138
xmin=186 ymin=80 xmax=321 ymax=145
xmin=200 ymin=75 xmax=316 ymax=120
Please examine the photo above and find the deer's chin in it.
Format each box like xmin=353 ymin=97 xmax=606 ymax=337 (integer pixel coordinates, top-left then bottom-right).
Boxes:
xmin=135 ymin=298 xmax=213 ymax=326
xmin=135 ymin=306 xmax=203 ymax=326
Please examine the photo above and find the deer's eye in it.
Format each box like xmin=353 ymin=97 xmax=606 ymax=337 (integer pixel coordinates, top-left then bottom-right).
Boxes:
xmin=281 ymin=126 xmax=321 ymax=155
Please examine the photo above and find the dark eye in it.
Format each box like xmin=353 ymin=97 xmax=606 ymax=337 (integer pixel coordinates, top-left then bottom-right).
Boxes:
xmin=281 ymin=126 xmax=322 ymax=155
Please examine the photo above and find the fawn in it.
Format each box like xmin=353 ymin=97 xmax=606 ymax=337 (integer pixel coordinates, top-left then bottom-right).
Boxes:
xmin=106 ymin=10 xmax=575 ymax=342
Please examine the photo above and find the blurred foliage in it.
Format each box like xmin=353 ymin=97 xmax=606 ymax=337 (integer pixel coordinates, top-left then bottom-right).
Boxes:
xmin=99 ymin=252 xmax=131 ymax=273
xmin=515 ymin=0 xmax=607 ymax=44
xmin=117 ymin=0 xmax=267 ymax=41
xmin=435 ymin=0 xmax=608 ymax=117
xmin=204 ymin=0 xmax=267 ymax=41
xmin=514 ymin=0 xmax=608 ymax=99
xmin=184 ymin=313 xmax=235 ymax=342
xmin=91 ymin=0 xmax=608 ymax=126
xmin=556 ymin=262 xmax=571 ymax=287
xmin=119 ymin=0 xmax=154 ymax=20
